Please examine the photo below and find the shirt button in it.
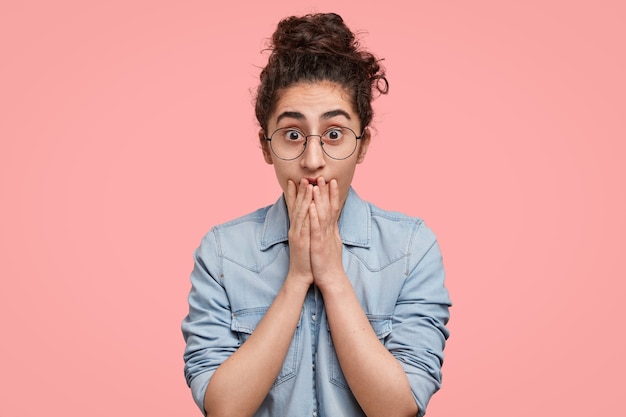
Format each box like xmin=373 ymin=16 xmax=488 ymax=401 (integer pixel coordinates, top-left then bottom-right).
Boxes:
xmin=312 ymin=363 xmax=316 ymax=370
xmin=312 ymin=314 xmax=317 ymax=321
xmin=313 ymin=412 xmax=318 ymax=417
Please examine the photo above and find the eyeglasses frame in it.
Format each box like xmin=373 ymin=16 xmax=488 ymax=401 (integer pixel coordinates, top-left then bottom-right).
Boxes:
xmin=263 ymin=126 xmax=366 ymax=161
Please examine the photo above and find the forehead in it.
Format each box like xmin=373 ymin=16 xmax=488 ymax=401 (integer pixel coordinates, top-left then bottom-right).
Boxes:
xmin=271 ymin=82 xmax=356 ymax=124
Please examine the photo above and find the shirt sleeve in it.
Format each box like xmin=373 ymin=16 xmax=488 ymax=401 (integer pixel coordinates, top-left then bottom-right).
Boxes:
xmin=386 ymin=220 xmax=452 ymax=417
xmin=181 ymin=228 xmax=239 ymax=414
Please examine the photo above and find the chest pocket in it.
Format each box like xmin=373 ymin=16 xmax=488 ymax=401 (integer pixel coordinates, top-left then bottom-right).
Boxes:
xmin=231 ymin=307 xmax=302 ymax=386
xmin=328 ymin=315 xmax=393 ymax=390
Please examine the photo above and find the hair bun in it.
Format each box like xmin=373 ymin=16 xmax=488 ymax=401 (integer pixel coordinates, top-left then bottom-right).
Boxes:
xmin=256 ymin=12 xmax=388 ymax=132
xmin=271 ymin=13 xmax=356 ymax=56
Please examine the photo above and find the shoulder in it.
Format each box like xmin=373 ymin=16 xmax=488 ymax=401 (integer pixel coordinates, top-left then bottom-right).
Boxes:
xmin=197 ymin=197 xmax=287 ymax=265
xmin=367 ymin=200 xmax=438 ymax=252
xmin=345 ymin=191 xmax=439 ymax=271
xmin=214 ymin=204 xmax=271 ymax=232
xmin=196 ymin=204 xmax=270 ymax=251
xmin=368 ymin=201 xmax=424 ymax=229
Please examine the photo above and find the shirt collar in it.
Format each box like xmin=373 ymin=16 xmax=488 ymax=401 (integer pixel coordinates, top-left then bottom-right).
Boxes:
xmin=260 ymin=187 xmax=371 ymax=250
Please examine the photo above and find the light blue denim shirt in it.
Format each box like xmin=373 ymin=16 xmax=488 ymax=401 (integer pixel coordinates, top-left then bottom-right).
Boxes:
xmin=182 ymin=188 xmax=451 ymax=417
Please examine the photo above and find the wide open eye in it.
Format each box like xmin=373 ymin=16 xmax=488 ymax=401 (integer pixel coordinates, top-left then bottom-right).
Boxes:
xmin=323 ymin=128 xmax=344 ymax=142
xmin=281 ymin=128 xmax=305 ymax=142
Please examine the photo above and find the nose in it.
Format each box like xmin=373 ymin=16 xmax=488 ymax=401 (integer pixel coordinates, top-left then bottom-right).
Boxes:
xmin=300 ymin=136 xmax=326 ymax=171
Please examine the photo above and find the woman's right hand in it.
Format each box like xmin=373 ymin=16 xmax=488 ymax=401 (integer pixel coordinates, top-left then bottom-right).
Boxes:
xmin=285 ymin=179 xmax=315 ymax=287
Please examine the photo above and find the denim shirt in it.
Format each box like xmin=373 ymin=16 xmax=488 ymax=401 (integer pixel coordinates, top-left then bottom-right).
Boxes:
xmin=182 ymin=188 xmax=451 ymax=417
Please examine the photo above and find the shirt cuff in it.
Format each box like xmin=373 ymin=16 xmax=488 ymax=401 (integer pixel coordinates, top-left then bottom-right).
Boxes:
xmin=190 ymin=370 xmax=214 ymax=416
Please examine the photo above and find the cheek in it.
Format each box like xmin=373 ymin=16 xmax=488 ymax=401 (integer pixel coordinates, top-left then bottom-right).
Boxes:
xmin=333 ymin=167 xmax=356 ymax=195
xmin=271 ymin=164 xmax=293 ymax=188
xmin=338 ymin=163 xmax=358 ymax=182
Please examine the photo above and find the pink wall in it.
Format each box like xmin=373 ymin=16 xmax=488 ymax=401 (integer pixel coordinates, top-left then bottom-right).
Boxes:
xmin=1 ymin=1 xmax=624 ymax=415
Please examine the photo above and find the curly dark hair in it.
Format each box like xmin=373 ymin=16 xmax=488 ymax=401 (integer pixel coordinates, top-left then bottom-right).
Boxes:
xmin=255 ymin=13 xmax=389 ymax=133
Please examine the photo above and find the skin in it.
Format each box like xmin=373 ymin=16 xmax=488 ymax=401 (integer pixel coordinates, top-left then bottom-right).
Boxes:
xmin=203 ymin=81 xmax=419 ymax=417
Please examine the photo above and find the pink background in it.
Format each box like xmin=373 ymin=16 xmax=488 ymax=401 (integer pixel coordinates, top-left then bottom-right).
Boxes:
xmin=1 ymin=1 xmax=624 ymax=415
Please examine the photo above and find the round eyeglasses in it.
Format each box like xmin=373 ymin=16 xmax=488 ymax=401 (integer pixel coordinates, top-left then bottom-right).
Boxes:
xmin=264 ymin=126 xmax=365 ymax=160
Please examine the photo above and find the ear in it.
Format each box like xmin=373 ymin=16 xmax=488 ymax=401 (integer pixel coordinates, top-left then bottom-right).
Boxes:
xmin=356 ymin=127 xmax=371 ymax=164
xmin=259 ymin=129 xmax=274 ymax=165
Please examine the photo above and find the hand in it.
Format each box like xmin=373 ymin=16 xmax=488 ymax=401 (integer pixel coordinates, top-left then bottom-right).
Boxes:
xmin=308 ymin=178 xmax=345 ymax=288
xmin=285 ymin=179 xmax=315 ymax=287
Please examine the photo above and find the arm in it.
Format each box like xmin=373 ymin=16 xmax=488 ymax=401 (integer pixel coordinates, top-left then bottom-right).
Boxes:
xmin=309 ymin=179 xmax=450 ymax=417
xmin=184 ymin=179 xmax=316 ymax=417
xmin=309 ymin=179 xmax=418 ymax=416
xmin=320 ymin=278 xmax=420 ymax=417
xmin=383 ymin=228 xmax=451 ymax=416
xmin=203 ymin=278 xmax=309 ymax=417
xmin=320 ymin=236 xmax=450 ymax=417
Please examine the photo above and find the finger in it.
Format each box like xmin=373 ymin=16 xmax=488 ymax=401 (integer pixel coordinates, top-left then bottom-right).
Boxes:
xmin=318 ymin=177 xmax=328 ymax=198
xmin=312 ymin=184 xmax=326 ymax=225
xmin=286 ymin=179 xmax=297 ymax=211
xmin=290 ymin=179 xmax=310 ymax=217
xmin=294 ymin=183 xmax=313 ymax=233
xmin=308 ymin=201 xmax=320 ymax=238
xmin=313 ymin=176 xmax=332 ymax=223
xmin=296 ymin=178 xmax=312 ymax=207
xmin=315 ymin=176 xmax=327 ymax=198
xmin=329 ymin=179 xmax=341 ymax=218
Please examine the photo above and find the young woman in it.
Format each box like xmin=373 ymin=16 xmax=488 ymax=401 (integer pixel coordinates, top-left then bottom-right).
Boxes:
xmin=182 ymin=13 xmax=451 ymax=417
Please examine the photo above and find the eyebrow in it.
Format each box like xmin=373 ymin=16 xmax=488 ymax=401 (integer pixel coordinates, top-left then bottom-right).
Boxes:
xmin=275 ymin=109 xmax=352 ymax=124
xmin=321 ymin=109 xmax=352 ymax=120
xmin=276 ymin=111 xmax=305 ymax=124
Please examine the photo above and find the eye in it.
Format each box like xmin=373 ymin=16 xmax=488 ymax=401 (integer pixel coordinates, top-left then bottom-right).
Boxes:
xmin=282 ymin=128 xmax=305 ymax=141
xmin=324 ymin=128 xmax=344 ymax=141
